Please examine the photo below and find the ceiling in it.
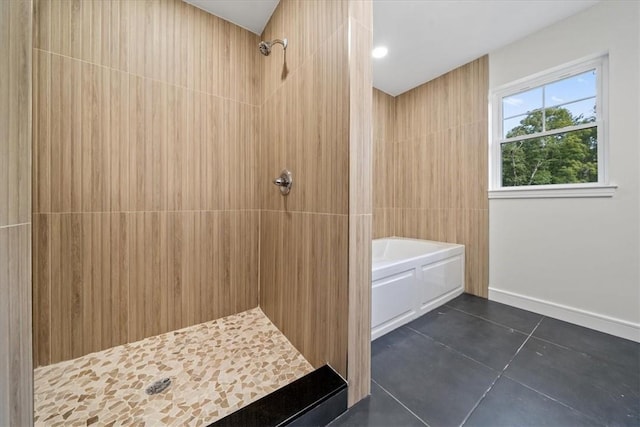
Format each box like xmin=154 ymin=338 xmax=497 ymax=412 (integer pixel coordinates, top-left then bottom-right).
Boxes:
xmin=184 ymin=0 xmax=279 ymax=35
xmin=373 ymin=0 xmax=599 ymax=96
xmin=184 ymin=0 xmax=599 ymax=96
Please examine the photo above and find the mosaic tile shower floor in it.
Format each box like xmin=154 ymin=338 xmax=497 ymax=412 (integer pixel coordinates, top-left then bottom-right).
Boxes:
xmin=34 ymin=308 xmax=314 ymax=426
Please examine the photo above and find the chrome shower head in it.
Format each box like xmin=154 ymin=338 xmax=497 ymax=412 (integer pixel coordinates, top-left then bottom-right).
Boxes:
xmin=258 ymin=38 xmax=287 ymax=56
xmin=258 ymin=41 xmax=272 ymax=56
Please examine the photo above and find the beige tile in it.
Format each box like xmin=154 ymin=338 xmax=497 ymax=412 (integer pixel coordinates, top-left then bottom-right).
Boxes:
xmin=34 ymin=308 xmax=313 ymax=426
xmin=0 ymin=224 xmax=33 ymax=427
xmin=348 ymin=214 xmax=372 ymax=405
xmin=375 ymin=57 xmax=489 ymax=297
xmin=259 ymin=211 xmax=348 ymax=378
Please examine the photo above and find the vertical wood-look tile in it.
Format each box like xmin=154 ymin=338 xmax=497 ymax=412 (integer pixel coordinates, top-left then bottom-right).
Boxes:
xmin=33 ymin=214 xmax=50 ymax=367
xmin=230 ymin=210 xmax=259 ymax=314
xmin=109 ymin=67 xmax=130 ymax=212
xmin=49 ymin=214 xmax=84 ymax=362
xmin=0 ymin=230 xmax=9 ymax=426
xmin=50 ymin=54 xmax=82 ymax=213
xmin=204 ymin=94 xmax=224 ymax=211
xmin=347 ymin=4 xmax=373 ymax=406
xmin=165 ymin=211 xmax=182 ymax=332
xmin=81 ymin=61 xmax=110 ymax=212
xmin=260 ymin=211 xmax=348 ymax=377
xmin=33 ymin=49 xmax=50 ymax=214
xmin=33 ymin=0 xmax=50 ymax=50
xmin=372 ymin=89 xmax=396 ymax=211
xmin=348 ymin=214 xmax=372 ymax=405
xmin=348 ymin=19 xmax=373 ymax=216
xmin=110 ymin=213 xmax=129 ymax=347
xmin=128 ymin=76 xmax=168 ymax=212
xmin=35 ymin=0 xmax=264 ymax=367
xmin=166 ymin=85 xmax=187 ymax=211
xmin=1 ymin=225 xmax=33 ymax=426
xmin=387 ymin=56 xmax=489 ymax=297
xmin=0 ymin=1 xmax=9 ymax=224
xmin=0 ymin=0 xmax=31 ymax=225
xmin=1 ymin=3 xmax=34 ymax=420
xmin=129 ymin=211 xmax=168 ymax=341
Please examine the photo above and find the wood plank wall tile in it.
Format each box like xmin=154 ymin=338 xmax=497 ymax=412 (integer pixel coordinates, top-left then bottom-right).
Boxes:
xmin=0 ymin=225 xmax=33 ymax=426
xmin=372 ymin=89 xmax=395 ymax=240
xmin=1 ymin=0 xmax=32 ymax=227
xmin=260 ymin=26 xmax=349 ymax=215
xmin=36 ymin=210 xmax=260 ymax=365
xmin=1 ymin=0 xmax=33 ymax=423
xmin=259 ymin=211 xmax=348 ymax=376
xmin=257 ymin=1 xmax=374 ymax=407
xmin=347 ymin=4 xmax=373 ymax=406
xmin=32 ymin=0 xmax=262 ymax=366
xmin=261 ymin=0 xmax=349 ymax=102
xmin=347 ymin=214 xmax=372 ymax=405
xmin=258 ymin=0 xmax=357 ymax=383
xmin=373 ymin=57 xmax=489 ymax=297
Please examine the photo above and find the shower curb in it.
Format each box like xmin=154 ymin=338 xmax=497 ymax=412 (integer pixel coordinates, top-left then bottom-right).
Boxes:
xmin=208 ymin=365 xmax=347 ymax=427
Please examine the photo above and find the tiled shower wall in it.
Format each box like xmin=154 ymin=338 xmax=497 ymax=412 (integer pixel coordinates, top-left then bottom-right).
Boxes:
xmin=373 ymin=56 xmax=489 ymax=297
xmin=32 ymin=0 xmax=261 ymax=367
xmin=0 ymin=0 xmax=33 ymax=424
xmin=258 ymin=0 xmax=351 ymax=378
xmin=258 ymin=3 xmax=373 ymax=405
xmin=32 ymin=0 xmax=373 ymax=406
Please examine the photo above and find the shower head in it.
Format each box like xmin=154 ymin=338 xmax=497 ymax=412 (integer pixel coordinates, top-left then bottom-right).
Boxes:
xmin=258 ymin=38 xmax=288 ymax=56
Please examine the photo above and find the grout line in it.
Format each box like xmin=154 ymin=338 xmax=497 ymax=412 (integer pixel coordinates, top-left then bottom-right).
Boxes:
xmin=502 ymin=373 xmax=604 ymax=426
xmin=527 ymin=334 xmax=574 ymax=352
xmin=35 ymin=48 xmax=262 ymax=108
xmin=405 ymin=326 xmax=500 ymax=373
xmin=0 ymin=222 xmax=31 ymax=230
xmin=444 ymin=303 xmax=539 ymax=335
xmin=459 ymin=317 xmax=544 ymax=426
xmin=33 ymin=209 xmax=351 ymax=217
xmin=260 ymin=21 xmax=348 ymax=107
xmin=372 ymin=379 xmax=431 ymax=427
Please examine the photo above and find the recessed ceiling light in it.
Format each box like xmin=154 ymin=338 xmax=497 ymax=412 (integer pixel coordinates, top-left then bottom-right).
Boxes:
xmin=372 ymin=46 xmax=388 ymax=59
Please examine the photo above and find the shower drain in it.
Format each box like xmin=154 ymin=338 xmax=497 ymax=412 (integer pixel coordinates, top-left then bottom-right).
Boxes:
xmin=145 ymin=378 xmax=171 ymax=395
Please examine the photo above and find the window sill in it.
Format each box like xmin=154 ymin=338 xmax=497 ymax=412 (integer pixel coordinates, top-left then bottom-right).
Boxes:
xmin=488 ymin=184 xmax=618 ymax=199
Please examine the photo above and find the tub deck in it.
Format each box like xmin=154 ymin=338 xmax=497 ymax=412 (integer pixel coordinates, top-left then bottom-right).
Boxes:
xmin=34 ymin=308 xmax=313 ymax=426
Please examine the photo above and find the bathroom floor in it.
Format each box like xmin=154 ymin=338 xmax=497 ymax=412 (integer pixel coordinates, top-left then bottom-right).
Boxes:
xmin=331 ymin=293 xmax=640 ymax=427
xmin=34 ymin=308 xmax=313 ymax=426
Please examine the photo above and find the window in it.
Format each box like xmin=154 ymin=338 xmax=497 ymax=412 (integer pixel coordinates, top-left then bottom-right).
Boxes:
xmin=490 ymin=55 xmax=616 ymax=198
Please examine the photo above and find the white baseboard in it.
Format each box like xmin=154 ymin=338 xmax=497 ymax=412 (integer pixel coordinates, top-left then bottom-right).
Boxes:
xmin=489 ymin=287 xmax=640 ymax=343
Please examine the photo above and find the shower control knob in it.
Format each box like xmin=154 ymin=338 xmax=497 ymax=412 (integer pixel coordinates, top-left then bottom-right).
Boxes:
xmin=273 ymin=169 xmax=293 ymax=195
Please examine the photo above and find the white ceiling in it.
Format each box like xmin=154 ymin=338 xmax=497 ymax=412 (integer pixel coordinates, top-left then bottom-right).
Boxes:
xmin=184 ymin=0 xmax=279 ymax=35
xmin=184 ymin=0 xmax=599 ymax=97
xmin=373 ymin=0 xmax=599 ymax=96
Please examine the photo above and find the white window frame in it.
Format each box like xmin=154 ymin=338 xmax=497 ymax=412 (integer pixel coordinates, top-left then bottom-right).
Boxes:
xmin=489 ymin=54 xmax=617 ymax=199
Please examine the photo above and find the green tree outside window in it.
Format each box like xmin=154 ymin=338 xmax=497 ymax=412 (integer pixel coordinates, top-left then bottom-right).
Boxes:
xmin=501 ymin=107 xmax=597 ymax=187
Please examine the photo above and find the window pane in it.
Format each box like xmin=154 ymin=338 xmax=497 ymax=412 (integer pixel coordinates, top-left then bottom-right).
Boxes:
xmin=546 ymin=98 xmax=596 ymax=130
xmin=545 ymin=70 xmax=596 ymax=107
xmin=501 ymin=127 xmax=598 ymax=187
xmin=502 ymin=87 xmax=542 ymax=118
xmin=503 ymin=111 xmax=543 ymax=139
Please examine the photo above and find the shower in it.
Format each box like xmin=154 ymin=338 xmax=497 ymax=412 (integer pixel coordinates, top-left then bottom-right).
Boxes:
xmin=258 ymin=38 xmax=288 ymax=56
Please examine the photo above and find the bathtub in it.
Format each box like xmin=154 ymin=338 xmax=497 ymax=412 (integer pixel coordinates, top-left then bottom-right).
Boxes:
xmin=372 ymin=238 xmax=465 ymax=340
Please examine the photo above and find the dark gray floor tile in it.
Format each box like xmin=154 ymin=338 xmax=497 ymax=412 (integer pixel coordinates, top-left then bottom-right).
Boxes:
xmin=328 ymin=382 xmax=425 ymax=427
xmin=464 ymin=376 xmax=601 ymax=427
xmin=534 ymin=317 xmax=640 ymax=373
xmin=446 ymin=293 xmax=542 ymax=333
xmin=407 ymin=306 xmax=528 ymax=371
xmin=505 ymin=337 xmax=640 ymax=426
xmin=372 ymin=327 xmax=498 ymax=427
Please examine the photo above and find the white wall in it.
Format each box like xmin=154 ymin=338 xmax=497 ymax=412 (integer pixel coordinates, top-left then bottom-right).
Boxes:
xmin=488 ymin=1 xmax=640 ymax=341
